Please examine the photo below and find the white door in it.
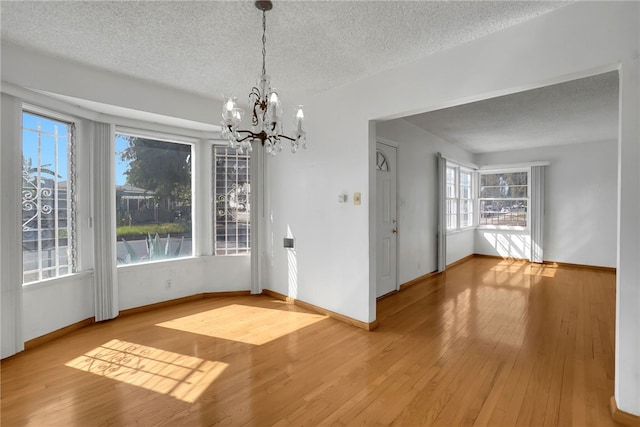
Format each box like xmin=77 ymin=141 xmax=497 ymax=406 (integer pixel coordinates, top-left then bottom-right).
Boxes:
xmin=376 ymin=142 xmax=398 ymax=298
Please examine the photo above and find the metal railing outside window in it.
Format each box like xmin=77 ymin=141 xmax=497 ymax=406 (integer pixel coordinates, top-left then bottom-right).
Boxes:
xmin=479 ymin=171 xmax=528 ymax=227
xmin=213 ymin=146 xmax=251 ymax=256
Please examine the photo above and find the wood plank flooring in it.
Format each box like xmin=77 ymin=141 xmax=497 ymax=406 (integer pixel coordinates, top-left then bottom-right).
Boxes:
xmin=1 ymin=257 xmax=619 ymax=426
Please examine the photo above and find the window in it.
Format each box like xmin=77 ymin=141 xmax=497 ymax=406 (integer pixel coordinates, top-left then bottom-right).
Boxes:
xmin=376 ymin=150 xmax=389 ymax=171
xmin=460 ymin=170 xmax=473 ymax=228
xmin=446 ymin=166 xmax=457 ymax=230
xmin=446 ymin=164 xmax=474 ymax=231
xmin=214 ymin=146 xmax=250 ymax=255
xmin=22 ymin=111 xmax=76 ymax=283
xmin=479 ymin=171 xmax=528 ymax=227
xmin=115 ymin=133 xmax=193 ymax=265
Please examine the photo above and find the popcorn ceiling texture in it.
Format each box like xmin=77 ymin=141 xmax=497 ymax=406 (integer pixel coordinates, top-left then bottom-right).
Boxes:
xmin=2 ymin=1 xmax=617 ymax=153
xmin=404 ymin=71 xmax=619 ymax=153
xmin=0 ymin=1 xmax=571 ymax=101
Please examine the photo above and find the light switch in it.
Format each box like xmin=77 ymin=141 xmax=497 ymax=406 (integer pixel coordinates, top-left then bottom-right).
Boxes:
xmin=354 ymin=192 xmax=361 ymax=205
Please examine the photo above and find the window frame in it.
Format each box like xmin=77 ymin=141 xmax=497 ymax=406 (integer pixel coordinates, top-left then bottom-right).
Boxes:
xmin=446 ymin=163 xmax=475 ymax=233
xmin=114 ymin=129 xmax=195 ymax=266
xmin=477 ymin=168 xmax=530 ymax=231
xmin=21 ymin=107 xmax=78 ymax=285
xmin=212 ymin=144 xmax=251 ymax=256
xmin=445 ymin=165 xmax=458 ymax=231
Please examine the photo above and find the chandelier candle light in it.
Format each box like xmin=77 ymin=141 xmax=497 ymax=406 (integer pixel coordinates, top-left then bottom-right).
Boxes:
xmin=221 ymin=0 xmax=306 ymax=156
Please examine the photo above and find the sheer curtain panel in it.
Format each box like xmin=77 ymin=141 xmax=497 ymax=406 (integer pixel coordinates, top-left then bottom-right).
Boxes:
xmin=437 ymin=153 xmax=447 ymax=272
xmin=93 ymin=122 xmax=118 ymax=321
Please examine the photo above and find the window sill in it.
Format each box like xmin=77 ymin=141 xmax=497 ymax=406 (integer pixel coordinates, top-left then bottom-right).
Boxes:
xmin=22 ymin=270 xmax=94 ymax=291
xmin=446 ymin=227 xmax=476 ymax=236
xmin=117 ymin=255 xmax=199 ymax=270
xmin=477 ymin=225 xmax=528 ymax=232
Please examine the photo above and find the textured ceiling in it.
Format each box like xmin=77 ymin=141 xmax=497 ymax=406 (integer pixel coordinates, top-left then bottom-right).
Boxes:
xmin=3 ymin=1 xmax=613 ymax=154
xmin=1 ymin=1 xmax=570 ymax=101
xmin=403 ymin=71 xmax=619 ymax=153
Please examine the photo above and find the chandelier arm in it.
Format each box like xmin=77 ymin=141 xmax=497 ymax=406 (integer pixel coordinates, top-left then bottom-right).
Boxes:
xmin=234 ymin=131 xmax=258 ymax=143
xmin=249 ymin=87 xmax=261 ymax=127
xmin=233 ymin=129 xmax=298 ymax=144
xmin=275 ymin=134 xmax=298 ymax=142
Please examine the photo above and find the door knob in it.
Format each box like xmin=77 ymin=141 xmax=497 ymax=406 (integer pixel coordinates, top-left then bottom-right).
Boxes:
xmin=392 ymin=228 xmax=398 ymax=234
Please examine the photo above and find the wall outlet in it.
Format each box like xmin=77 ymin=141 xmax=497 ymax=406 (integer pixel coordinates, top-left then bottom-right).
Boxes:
xmin=165 ymin=279 xmax=172 ymax=288
xmin=354 ymin=192 xmax=361 ymax=205
xmin=283 ymin=237 xmax=295 ymax=249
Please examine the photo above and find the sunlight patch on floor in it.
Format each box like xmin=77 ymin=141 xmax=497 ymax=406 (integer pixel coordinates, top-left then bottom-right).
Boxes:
xmin=488 ymin=260 xmax=557 ymax=278
xmin=66 ymin=339 xmax=227 ymax=403
xmin=524 ymin=264 xmax=558 ymax=277
xmin=156 ymin=304 xmax=327 ymax=345
xmin=489 ymin=261 xmax=527 ymax=272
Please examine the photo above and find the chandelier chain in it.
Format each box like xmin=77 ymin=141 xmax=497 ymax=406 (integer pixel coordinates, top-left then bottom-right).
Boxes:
xmin=262 ymin=10 xmax=267 ymax=77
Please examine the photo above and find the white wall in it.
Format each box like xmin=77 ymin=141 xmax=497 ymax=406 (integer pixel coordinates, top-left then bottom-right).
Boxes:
xmin=118 ymin=256 xmax=250 ymax=311
xmin=376 ymin=125 xmax=619 ymax=271
xmin=19 ymin=253 xmax=251 ymax=342
xmin=22 ymin=273 xmax=94 ymax=341
xmin=475 ymin=140 xmax=618 ymax=267
xmin=262 ymin=121 xmax=371 ymax=319
xmin=475 ymin=229 xmax=531 ymax=260
xmin=267 ymin=1 xmax=639 ymax=414
xmin=447 ymin=229 xmax=475 ymax=265
xmin=377 ymin=119 xmax=475 ymax=283
xmin=1 ymin=44 xmax=215 ymax=125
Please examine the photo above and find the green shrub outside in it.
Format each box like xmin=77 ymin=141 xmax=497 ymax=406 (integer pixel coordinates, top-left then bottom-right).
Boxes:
xmin=116 ymin=223 xmax=191 ymax=240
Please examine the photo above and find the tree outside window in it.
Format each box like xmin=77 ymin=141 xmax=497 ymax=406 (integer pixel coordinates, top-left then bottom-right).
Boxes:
xmin=115 ymin=134 xmax=192 ymax=265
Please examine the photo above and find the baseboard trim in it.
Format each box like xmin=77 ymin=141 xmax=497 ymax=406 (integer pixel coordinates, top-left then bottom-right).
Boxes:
xmin=472 ymin=254 xmax=616 ymax=273
xmin=18 ymin=291 xmax=254 ymax=355
xmin=119 ymin=294 xmax=205 ymax=317
xmin=202 ymin=290 xmax=253 ymax=299
xmin=446 ymin=254 xmax=475 ymax=270
xmin=542 ymin=261 xmax=616 ymax=274
xmin=119 ymin=291 xmax=253 ymax=318
xmin=610 ymin=396 xmax=640 ymax=426
xmin=262 ymin=289 xmax=378 ymax=331
xmin=398 ymin=270 xmax=441 ymax=292
xmin=396 ymin=253 xmax=510 ymax=292
xmin=24 ymin=317 xmax=95 ymax=351
xmin=473 ymin=253 xmax=526 ymax=261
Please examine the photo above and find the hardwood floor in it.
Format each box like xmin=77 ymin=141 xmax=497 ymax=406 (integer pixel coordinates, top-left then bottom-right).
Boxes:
xmin=1 ymin=257 xmax=619 ymax=426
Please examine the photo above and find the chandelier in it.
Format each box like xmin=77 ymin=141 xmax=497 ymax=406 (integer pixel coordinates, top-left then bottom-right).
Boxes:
xmin=220 ymin=0 xmax=306 ymax=156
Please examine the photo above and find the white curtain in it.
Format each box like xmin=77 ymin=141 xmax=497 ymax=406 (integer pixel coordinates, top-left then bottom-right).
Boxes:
xmin=250 ymin=145 xmax=264 ymax=294
xmin=437 ymin=153 xmax=447 ymax=272
xmin=1 ymin=94 xmax=24 ymax=357
xmin=93 ymin=122 xmax=118 ymax=321
xmin=530 ymin=165 xmax=545 ymax=263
